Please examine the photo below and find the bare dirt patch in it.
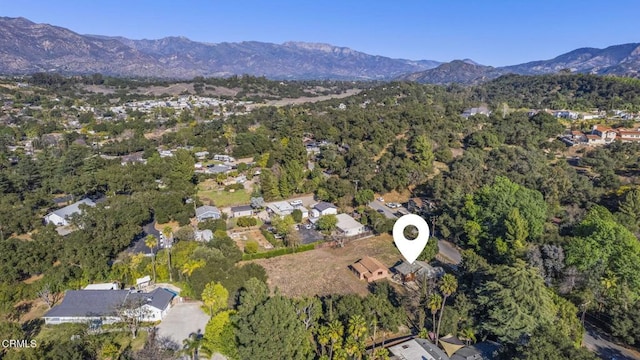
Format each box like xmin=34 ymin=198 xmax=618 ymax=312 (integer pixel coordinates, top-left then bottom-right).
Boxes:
xmin=22 ymin=274 xmax=43 ymax=284
xmin=450 ymin=148 xmax=464 ymax=158
xmin=155 ymin=221 xmax=180 ymax=233
xmin=17 ymin=298 xmax=49 ymax=323
xmin=247 ymin=89 xmax=362 ymax=109
xmin=377 ymin=190 xmax=412 ymax=204
xmin=229 ymin=229 xmax=272 ymax=252
xmin=247 ymin=234 xmax=400 ymax=298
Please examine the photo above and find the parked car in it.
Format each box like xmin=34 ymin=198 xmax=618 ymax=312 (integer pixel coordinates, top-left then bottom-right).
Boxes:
xmin=377 ymin=197 xmax=384 ymax=202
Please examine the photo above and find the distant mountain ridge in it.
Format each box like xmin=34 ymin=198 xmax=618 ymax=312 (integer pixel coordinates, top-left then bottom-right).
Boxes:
xmin=0 ymin=16 xmax=638 ymax=82
xmin=400 ymin=43 xmax=640 ymax=84
xmin=0 ymin=17 xmax=440 ymax=79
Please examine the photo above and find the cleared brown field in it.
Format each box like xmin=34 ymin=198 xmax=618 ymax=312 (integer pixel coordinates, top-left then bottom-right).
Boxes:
xmin=247 ymin=234 xmax=401 ymax=298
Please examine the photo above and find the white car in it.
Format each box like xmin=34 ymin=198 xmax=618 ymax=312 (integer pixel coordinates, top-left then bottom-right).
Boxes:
xmin=377 ymin=197 xmax=384 ymax=202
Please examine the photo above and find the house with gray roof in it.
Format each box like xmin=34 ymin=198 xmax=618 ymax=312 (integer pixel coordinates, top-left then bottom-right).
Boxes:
xmin=231 ymin=205 xmax=253 ymax=218
xmin=43 ymin=288 xmax=175 ymax=325
xmin=389 ymin=338 xmax=450 ymax=360
xmin=195 ymin=205 xmax=221 ymax=222
xmin=44 ymin=198 xmax=96 ymax=227
xmin=311 ymin=202 xmax=338 ymax=218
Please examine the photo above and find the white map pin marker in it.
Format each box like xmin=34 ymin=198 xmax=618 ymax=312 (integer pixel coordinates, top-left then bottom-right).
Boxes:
xmin=393 ymin=214 xmax=430 ymax=264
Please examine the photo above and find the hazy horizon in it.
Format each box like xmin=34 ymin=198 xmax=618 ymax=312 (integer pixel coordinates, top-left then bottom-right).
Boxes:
xmin=2 ymin=0 xmax=640 ymax=66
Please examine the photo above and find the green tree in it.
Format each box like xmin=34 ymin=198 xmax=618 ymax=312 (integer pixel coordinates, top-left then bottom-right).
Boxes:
xmin=476 ymin=261 xmax=557 ymax=344
xmin=427 ymin=293 xmax=443 ymax=337
xmin=272 ymin=215 xmax=295 ymax=237
xmin=411 ymin=134 xmax=435 ymax=173
xmin=618 ymin=189 xmax=640 ymax=232
xmin=436 ymin=274 xmax=458 ymax=342
xmin=201 ymin=281 xmax=229 ymax=315
xmin=244 ymin=241 xmax=259 ymax=254
xmin=354 ymin=189 xmax=375 ymax=206
xmin=204 ymin=310 xmax=238 ymax=359
xmin=182 ymin=332 xmax=204 ymax=360
xmin=317 ymin=214 xmax=338 ymax=233
xmin=260 ymin=169 xmax=280 ymax=201
xmin=143 ymin=235 xmax=157 ymax=282
xmin=292 ymin=209 xmax=303 ymax=223
xmin=417 ymin=236 xmax=438 ymax=262
xmin=236 ymin=295 xmax=312 ymax=360
xmin=503 ymin=208 xmax=528 ymax=259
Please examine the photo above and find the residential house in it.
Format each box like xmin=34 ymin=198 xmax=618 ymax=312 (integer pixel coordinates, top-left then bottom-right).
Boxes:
xmin=393 ymin=260 xmax=444 ymax=283
xmin=136 ymin=276 xmax=151 ymax=289
xmin=231 ymin=205 xmax=253 ymax=218
xmin=207 ymin=164 xmax=232 ymax=174
xmin=194 ymin=151 xmax=209 ymax=160
xmin=617 ymin=128 xmax=640 ymax=142
xmin=588 ymin=125 xmax=618 ymax=145
xmin=311 ymin=202 xmax=338 ymax=218
xmin=158 ymin=150 xmax=174 ymax=158
xmin=450 ymin=341 xmax=501 ymax=360
xmin=44 ymin=198 xmax=96 ymax=226
xmin=43 ymin=288 xmax=175 ymax=325
xmin=554 ymin=110 xmax=579 ymax=120
xmin=569 ymin=130 xmax=587 ymax=144
xmin=267 ymin=201 xmax=295 ymax=217
xmin=194 ymin=229 xmax=213 ymax=242
xmin=84 ymin=282 xmax=119 ymax=290
xmin=350 ymin=256 xmax=389 ymax=282
xmin=461 ymin=106 xmax=491 ymax=119
xmin=195 ymin=205 xmax=221 ymax=222
xmin=388 ymin=338 xmax=450 ymax=360
xmin=213 ymin=154 xmax=235 ymax=162
xmin=120 ymin=152 xmax=146 ymax=166
xmin=336 ymin=213 xmax=366 ymax=237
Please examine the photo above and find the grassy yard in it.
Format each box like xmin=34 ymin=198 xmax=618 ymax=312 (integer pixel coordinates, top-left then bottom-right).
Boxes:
xmin=198 ymin=188 xmax=251 ymax=207
xmin=246 ymin=234 xmax=401 ymax=298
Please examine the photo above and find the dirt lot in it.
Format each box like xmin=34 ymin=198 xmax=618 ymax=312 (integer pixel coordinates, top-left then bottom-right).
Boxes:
xmin=247 ymin=234 xmax=401 ymax=298
xmin=229 ymin=229 xmax=273 ymax=251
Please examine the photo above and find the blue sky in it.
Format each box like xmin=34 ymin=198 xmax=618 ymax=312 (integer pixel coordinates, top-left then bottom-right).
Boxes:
xmin=2 ymin=0 xmax=639 ymax=66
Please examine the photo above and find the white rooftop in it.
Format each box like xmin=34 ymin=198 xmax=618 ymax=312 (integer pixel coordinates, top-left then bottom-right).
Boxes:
xmin=336 ymin=213 xmax=363 ymax=232
xmin=84 ymin=282 xmax=119 ymax=290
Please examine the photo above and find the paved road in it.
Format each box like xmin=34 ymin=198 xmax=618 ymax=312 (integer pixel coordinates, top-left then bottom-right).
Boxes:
xmin=368 ymin=200 xmax=398 ymax=219
xmin=437 ymin=240 xmax=462 ymax=265
xmin=583 ymin=322 xmax=640 ymax=360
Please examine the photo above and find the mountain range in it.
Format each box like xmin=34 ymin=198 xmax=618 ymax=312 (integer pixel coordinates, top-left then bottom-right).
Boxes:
xmin=0 ymin=16 xmax=639 ymax=83
xmin=400 ymin=43 xmax=640 ymax=84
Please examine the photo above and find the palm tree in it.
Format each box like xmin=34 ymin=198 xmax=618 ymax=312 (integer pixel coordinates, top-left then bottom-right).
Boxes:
xmin=182 ymin=331 xmax=203 ymax=360
xmin=317 ymin=325 xmax=331 ymax=358
xmin=181 ymin=259 xmax=205 ymax=279
xmin=427 ymin=293 xmax=442 ymax=339
xmin=143 ymin=235 xmax=157 ymax=283
xmin=328 ymin=319 xmax=344 ymax=360
xmin=347 ymin=315 xmax=367 ymax=360
xmin=162 ymin=226 xmax=173 ymax=281
xmin=436 ymin=274 xmax=458 ymax=342
xmin=458 ymin=327 xmax=476 ymax=346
